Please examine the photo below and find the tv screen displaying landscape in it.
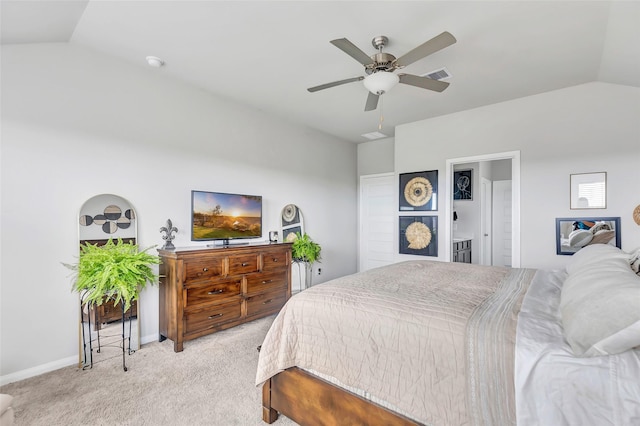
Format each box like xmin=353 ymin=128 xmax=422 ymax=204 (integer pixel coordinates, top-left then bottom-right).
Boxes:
xmin=191 ymin=190 xmax=262 ymax=241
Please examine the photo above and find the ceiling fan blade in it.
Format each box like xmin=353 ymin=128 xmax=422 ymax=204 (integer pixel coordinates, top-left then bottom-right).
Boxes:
xmin=307 ymin=76 xmax=364 ymax=93
xmin=398 ymin=74 xmax=450 ymax=92
xmin=364 ymin=92 xmax=379 ymax=111
xmin=394 ymin=31 xmax=456 ymax=68
xmin=330 ymin=38 xmax=375 ymax=66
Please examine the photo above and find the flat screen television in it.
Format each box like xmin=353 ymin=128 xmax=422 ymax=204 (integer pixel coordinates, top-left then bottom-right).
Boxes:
xmin=191 ymin=190 xmax=262 ymax=245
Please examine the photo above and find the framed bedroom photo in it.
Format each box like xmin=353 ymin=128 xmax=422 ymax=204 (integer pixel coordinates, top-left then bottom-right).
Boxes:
xmin=399 ymin=170 xmax=438 ymax=211
xmin=399 ymin=216 xmax=438 ymax=256
xmin=555 ymin=216 xmax=620 ymax=255
xmin=453 ymin=169 xmax=473 ymax=200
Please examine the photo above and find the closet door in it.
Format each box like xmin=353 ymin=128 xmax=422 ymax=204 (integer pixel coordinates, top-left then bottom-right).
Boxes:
xmin=359 ymin=173 xmax=395 ymax=272
xmin=492 ymin=180 xmax=513 ymax=267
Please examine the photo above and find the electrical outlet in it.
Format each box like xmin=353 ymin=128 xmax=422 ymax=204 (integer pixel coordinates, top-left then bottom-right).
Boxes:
xmin=317 ymin=268 xmax=322 ymax=275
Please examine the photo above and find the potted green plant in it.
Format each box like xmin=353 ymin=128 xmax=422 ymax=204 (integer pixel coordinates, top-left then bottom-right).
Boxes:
xmin=64 ymin=238 xmax=160 ymax=311
xmin=291 ymin=232 xmax=321 ymax=289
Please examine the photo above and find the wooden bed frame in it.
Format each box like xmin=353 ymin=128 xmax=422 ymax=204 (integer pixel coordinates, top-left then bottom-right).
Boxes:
xmin=262 ymin=367 xmax=422 ymax=426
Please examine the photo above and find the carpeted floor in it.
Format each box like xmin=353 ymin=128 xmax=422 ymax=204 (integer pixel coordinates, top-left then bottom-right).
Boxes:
xmin=1 ymin=316 xmax=296 ymax=425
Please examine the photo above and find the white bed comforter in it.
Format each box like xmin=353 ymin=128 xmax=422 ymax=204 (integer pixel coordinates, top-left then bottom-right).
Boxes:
xmin=515 ymin=269 xmax=640 ymax=425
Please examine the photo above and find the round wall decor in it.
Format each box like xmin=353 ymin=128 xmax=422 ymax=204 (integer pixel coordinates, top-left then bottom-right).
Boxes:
xmin=634 ymin=204 xmax=640 ymax=226
xmin=404 ymin=177 xmax=433 ymax=207
xmin=405 ymin=222 xmax=432 ymax=249
xmin=282 ymin=204 xmax=298 ymax=223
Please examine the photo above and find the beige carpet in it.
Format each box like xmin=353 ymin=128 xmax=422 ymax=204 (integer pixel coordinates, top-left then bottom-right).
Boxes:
xmin=0 ymin=316 xmax=296 ymax=425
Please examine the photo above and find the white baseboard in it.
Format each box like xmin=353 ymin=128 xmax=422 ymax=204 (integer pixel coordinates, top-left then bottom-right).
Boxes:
xmin=1 ymin=336 xmax=160 ymax=386
xmin=0 ymin=355 xmax=78 ymax=386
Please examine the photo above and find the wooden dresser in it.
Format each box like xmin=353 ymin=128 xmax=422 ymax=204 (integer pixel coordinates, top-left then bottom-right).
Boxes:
xmin=158 ymin=243 xmax=291 ymax=352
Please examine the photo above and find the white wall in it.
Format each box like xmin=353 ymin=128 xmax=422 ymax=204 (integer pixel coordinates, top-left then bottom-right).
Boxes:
xmin=395 ymin=82 xmax=640 ymax=270
xmin=0 ymin=43 xmax=358 ymax=381
xmin=357 ymin=137 xmax=394 ymax=176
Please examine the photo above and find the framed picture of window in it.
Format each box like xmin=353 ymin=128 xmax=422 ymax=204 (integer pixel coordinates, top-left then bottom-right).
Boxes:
xmin=570 ymin=172 xmax=606 ymax=209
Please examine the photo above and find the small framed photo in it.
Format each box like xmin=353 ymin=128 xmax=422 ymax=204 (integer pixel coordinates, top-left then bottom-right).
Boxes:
xmin=453 ymin=169 xmax=473 ymax=200
xmin=282 ymin=226 xmax=301 ymax=243
xmin=399 ymin=216 xmax=438 ymax=256
xmin=570 ymin=172 xmax=606 ymax=209
xmin=399 ymin=170 xmax=438 ymax=211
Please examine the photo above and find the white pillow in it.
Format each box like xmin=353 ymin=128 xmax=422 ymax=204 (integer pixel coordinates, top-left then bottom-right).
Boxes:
xmin=565 ymin=243 xmax=628 ymax=275
xmin=560 ymin=253 xmax=640 ymax=356
xmin=568 ymin=229 xmax=592 ymax=248
xmin=629 ymin=247 xmax=640 ymax=275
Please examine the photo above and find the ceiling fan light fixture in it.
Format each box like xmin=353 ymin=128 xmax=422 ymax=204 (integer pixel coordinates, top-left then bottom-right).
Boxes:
xmin=363 ymin=72 xmax=399 ymax=95
xmin=145 ymin=56 xmax=165 ymax=68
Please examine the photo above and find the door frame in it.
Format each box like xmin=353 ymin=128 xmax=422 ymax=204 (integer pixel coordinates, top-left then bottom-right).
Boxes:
xmin=445 ymin=151 xmax=521 ymax=267
xmin=480 ymin=176 xmax=492 ymax=266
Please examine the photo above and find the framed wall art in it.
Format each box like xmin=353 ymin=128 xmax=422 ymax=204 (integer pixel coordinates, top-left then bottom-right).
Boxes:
xmin=555 ymin=216 xmax=620 ymax=255
xmin=399 ymin=170 xmax=438 ymax=211
xmin=453 ymin=169 xmax=473 ymax=200
xmin=570 ymin=172 xmax=606 ymax=209
xmin=399 ymin=216 xmax=438 ymax=257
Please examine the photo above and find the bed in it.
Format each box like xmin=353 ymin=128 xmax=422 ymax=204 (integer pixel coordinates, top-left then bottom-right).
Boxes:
xmin=256 ymin=244 xmax=640 ymax=425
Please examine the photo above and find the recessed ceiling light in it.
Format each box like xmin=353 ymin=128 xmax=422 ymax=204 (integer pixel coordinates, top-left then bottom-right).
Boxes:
xmin=145 ymin=56 xmax=164 ymax=68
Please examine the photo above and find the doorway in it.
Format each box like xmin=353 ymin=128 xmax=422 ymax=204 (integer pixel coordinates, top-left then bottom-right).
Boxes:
xmin=445 ymin=151 xmax=520 ymax=267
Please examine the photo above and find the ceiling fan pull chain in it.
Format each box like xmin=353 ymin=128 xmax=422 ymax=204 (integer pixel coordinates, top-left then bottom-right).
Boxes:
xmin=378 ymin=95 xmax=385 ymax=130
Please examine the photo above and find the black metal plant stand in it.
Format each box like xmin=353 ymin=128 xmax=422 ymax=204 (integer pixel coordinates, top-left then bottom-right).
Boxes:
xmin=80 ymin=291 xmax=135 ymax=372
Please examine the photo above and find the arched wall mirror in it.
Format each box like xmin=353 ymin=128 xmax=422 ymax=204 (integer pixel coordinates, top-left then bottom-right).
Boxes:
xmin=78 ymin=194 xmax=139 ymax=368
xmin=281 ymin=204 xmax=304 ymax=242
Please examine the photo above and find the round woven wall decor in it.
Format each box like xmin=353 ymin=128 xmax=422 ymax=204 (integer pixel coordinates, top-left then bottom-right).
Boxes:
xmin=405 ymin=222 xmax=432 ymax=249
xmin=634 ymin=204 xmax=640 ymax=226
xmin=404 ymin=177 xmax=433 ymax=207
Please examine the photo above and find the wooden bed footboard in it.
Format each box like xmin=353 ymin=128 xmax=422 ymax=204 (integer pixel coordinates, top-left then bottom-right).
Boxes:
xmin=262 ymin=367 xmax=423 ymax=426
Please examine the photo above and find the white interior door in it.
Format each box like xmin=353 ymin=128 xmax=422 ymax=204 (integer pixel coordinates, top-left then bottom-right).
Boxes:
xmin=492 ymin=180 xmax=512 ymax=267
xmin=359 ymin=173 xmax=395 ymax=272
xmin=480 ymin=177 xmax=492 ymax=266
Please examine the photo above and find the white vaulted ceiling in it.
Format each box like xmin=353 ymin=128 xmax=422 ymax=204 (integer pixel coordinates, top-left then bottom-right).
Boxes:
xmin=2 ymin=1 xmax=639 ymax=143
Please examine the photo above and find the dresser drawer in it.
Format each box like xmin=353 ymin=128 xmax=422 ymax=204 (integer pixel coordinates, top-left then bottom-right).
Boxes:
xmin=246 ymin=288 xmax=287 ymax=318
xmin=262 ymin=249 xmax=289 ymax=272
xmin=185 ymin=279 xmax=241 ymax=309
xmin=246 ymin=272 xmax=287 ymax=296
xmin=184 ymin=258 xmax=224 ymax=283
xmin=228 ymin=254 xmax=259 ymax=275
xmin=185 ymin=300 xmax=242 ymax=334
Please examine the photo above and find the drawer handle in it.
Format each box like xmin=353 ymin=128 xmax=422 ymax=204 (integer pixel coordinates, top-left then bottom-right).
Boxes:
xmin=208 ymin=313 xmax=223 ymax=319
xmin=262 ymin=299 xmax=273 ymax=305
xmin=202 ymin=267 xmax=208 ymax=272
xmin=241 ymin=262 xmax=249 ymax=267
xmin=207 ymin=289 xmax=224 ymax=295
xmin=272 ymin=258 xmax=278 ymax=262
xmin=261 ymin=279 xmax=273 ymax=284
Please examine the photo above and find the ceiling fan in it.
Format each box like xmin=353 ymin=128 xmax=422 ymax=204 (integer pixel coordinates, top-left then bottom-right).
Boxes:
xmin=308 ymin=32 xmax=456 ymax=111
